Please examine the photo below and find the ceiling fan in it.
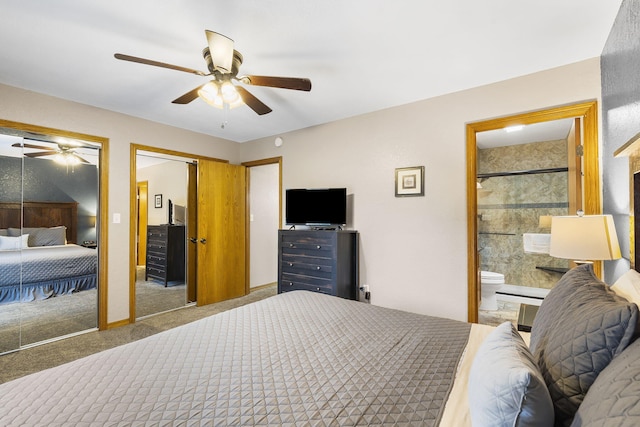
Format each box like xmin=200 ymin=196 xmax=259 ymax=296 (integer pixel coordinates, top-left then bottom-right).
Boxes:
xmin=12 ymin=141 xmax=90 ymax=164
xmin=114 ymin=30 xmax=312 ymax=116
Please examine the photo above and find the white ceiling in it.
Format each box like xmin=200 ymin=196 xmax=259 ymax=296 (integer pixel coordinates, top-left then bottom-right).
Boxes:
xmin=0 ymin=1 xmax=623 ymax=143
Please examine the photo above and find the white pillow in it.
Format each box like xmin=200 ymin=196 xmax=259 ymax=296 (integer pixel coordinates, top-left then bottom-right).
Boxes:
xmin=0 ymin=234 xmax=29 ymax=250
xmin=468 ymin=321 xmax=554 ymax=427
xmin=611 ymin=269 xmax=640 ymax=307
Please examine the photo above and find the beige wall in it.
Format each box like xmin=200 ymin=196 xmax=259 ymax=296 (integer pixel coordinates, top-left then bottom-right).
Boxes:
xmin=0 ymin=57 xmax=602 ymax=324
xmin=0 ymin=83 xmax=239 ymax=323
xmin=137 ymin=160 xmax=189 ymax=226
xmin=239 ymin=58 xmax=602 ymax=321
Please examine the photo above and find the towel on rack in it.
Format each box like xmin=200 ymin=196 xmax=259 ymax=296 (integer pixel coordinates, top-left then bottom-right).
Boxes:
xmin=523 ymin=233 xmax=551 ymax=254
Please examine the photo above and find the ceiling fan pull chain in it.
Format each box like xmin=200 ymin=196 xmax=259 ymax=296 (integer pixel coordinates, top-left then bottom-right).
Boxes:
xmin=221 ymin=103 xmax=230 ymax=129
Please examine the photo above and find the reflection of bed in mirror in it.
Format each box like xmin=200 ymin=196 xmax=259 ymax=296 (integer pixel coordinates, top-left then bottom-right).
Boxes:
xmin=0 ymin=201 xmax=97 ymax=305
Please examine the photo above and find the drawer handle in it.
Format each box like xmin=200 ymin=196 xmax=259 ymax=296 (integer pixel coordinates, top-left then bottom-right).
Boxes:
xmin=316 ymin=266 xmax=321 ymax=270
xmin=316 ymin=245 xmax=321 ymax=249
xmin=289 ymin=243 xmax=295 ymax=248
xmin=316 ymin=287 xmax=320 ymax=291
xmin=288 ymin=282 xmax=293 ymax=286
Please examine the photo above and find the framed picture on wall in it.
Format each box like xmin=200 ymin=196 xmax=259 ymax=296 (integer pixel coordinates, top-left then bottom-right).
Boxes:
xmin=154 ymin=194 xmax=163 ymax=208
xmin=395 ymin=166 xmax=425 ymax=197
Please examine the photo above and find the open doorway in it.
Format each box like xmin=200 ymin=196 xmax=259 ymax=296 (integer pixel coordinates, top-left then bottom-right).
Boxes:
xmin=466 ymin=101 xmax=601 ymax=325
xmin=243 ymin=157 xmax=282 ymax=290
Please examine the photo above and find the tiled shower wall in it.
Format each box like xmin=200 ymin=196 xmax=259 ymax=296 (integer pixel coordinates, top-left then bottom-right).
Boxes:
xmin=477 ymin=139 xmax=570 ymax=289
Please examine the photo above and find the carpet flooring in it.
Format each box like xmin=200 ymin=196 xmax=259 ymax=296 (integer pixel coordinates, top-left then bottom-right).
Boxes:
xmin=0 ymin=272 xmax=187 ymax=355
xmin=0 ymin=283 xmax=276 ymax=384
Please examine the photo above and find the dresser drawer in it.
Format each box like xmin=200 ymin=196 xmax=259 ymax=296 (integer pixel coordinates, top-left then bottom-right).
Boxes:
xmin=281 ymin=254 xmax=333 ymax=278
xmin=280 ymin=273 xmax=333 ymax=294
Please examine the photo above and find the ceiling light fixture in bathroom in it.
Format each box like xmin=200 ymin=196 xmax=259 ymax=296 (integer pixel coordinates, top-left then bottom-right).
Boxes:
xmin=504 ymin=125 xmax=524 ymax=133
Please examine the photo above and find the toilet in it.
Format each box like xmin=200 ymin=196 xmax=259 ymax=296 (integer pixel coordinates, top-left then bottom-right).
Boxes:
xmin=480 ymin=271 xmax=505 ymax=311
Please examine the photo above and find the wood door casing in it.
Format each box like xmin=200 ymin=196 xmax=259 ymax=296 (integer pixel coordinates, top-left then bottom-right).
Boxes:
xmin=197 ymin=160 xmax=247 ymax=305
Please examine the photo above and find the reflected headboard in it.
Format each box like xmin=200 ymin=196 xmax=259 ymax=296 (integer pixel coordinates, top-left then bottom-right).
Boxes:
xmin=0 ymin=201 xmax=78 ymax=243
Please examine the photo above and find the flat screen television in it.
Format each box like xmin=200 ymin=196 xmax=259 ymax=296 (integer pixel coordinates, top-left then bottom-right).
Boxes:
xmin=285 ymin=188 xmax=347 ymax=226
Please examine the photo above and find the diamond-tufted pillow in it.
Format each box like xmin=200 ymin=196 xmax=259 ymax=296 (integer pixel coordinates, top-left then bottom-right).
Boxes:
xmin=530 ymin=264 xmax=638 ymax=427
xmin=570 ymin=337 xmax=640 ymax=426
xmin=469 ymin=321 xmax=554 ymax=427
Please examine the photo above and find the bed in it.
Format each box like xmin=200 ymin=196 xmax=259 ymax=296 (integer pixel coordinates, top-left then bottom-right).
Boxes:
xmin=0 ymin=263 xmax=638 ymax=426
xmin=0 ymin=201 xmax=98 ymax=305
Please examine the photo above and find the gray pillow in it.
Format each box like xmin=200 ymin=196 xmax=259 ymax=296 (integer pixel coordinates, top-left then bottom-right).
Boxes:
xmin=0 ymin=229 xmax=7 ymax=236
xmin=530 ymin=264 xmax=638 ymax=427
xmin=570 ymin=337 xmax=640 ymax=426
xmin=29 ymin=226 xmax=67 ymax=246
xmin=469 ymin=321 xmax=554 ymax=427
xmin=8 ymin=226 xmax=67 ymax=246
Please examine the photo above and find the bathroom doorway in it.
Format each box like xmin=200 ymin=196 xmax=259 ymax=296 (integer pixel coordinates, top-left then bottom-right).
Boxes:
xmin=466 ymin=101 xmax=601 ymax=325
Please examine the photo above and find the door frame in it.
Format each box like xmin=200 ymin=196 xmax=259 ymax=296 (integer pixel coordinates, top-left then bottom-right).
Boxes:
xmin=0 ymin=118 xmax=110 ymax=330
xmin=466 ymin=101 xmax=600 ymax=323
xmin=128 ymin=144 xmax=228 ymax=322
xmin=242 ymin=157 xmax=283 ymax=292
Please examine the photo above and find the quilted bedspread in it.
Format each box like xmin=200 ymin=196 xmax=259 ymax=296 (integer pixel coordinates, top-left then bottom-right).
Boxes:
xmin=0 ymin=244 xmax=97 ymax=286
xmin=0 ymin=291 xmax=471 ymax=426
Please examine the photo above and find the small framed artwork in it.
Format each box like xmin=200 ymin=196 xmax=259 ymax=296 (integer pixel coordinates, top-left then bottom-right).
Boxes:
xmin=395 ymin=166 xmax=425 ymax=197
xmin=154 ymin=194 xmax=163 ymax=208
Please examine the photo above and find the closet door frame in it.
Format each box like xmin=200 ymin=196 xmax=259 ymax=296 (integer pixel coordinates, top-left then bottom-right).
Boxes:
xmin=0 ymin=118 xmax=109 ymax=332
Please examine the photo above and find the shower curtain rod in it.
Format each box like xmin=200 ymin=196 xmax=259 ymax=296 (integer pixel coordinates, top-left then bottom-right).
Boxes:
xmin=477 ymin=167 xmax=568 ymax=179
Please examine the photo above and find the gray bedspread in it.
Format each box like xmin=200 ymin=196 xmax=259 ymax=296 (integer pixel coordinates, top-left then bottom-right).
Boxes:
xmin=0 ymin=291 xmax=471 ymax=426
xmin=0 ymin=244 xmax=97 ymax=286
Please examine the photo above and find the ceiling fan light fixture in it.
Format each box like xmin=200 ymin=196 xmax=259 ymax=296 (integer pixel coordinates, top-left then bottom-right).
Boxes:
xmin=54 ymin=152 xmax=80 ymax=166
xmin=198 ymin=81 xmax=224 ymax=108
xmin=221 ymin=81 xmax=239 ymax=104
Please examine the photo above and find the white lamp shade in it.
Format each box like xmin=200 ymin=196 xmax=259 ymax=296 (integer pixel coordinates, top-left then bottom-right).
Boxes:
xmin=549 ymin=215 xmax=621 ymax=261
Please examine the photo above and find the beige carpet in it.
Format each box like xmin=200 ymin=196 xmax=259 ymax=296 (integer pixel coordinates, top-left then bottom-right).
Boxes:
xmin=0 ymin=284 xmax=277 ymax=384
xmin=0 ymin=273 xmax=188 ymax=355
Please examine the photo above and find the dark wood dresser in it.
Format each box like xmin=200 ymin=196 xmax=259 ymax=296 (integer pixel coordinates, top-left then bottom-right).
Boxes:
xmin=278 ymin=229 xmax=359 ymax=300
xmin=145 ymin=224 xmax=186 ymax=286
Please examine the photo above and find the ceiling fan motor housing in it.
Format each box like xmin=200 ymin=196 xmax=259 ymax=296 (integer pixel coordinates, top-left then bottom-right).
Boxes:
xmin=202 ymin=47 xmax=243 ymax=77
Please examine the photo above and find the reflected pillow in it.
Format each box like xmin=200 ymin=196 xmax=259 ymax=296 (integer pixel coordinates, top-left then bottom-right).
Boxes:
xmin=8 ymin=226 xmax=67 ymax=246
xmin=0 ymin=234 xmax=29 ymax=250
xmin=611 ymin=269 xmax=640 ymax=307
xmin=468 ymin=321 xmax=554 ymax=427
xmin=29 ymin=226 xmax=67 ymax=246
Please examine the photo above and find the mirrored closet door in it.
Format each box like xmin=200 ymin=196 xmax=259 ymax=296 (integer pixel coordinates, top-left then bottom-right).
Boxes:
xmin=0 ymin=130 xmax=101 ymax=354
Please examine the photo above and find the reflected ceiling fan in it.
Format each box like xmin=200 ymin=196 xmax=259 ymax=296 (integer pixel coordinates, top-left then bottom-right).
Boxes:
xmin=114 ymin=30 xmax=312 ymax=116
xmin=12 ymin=141 xmax=89 ymax=164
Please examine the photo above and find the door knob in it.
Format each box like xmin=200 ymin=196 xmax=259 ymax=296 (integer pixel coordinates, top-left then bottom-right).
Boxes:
xmin=200 ymin=238 xmax=207 ymax=244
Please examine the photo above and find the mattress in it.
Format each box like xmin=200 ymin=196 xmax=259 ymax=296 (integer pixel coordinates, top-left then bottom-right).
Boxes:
xmin=0 ymin=291 xmax=482 ymax=426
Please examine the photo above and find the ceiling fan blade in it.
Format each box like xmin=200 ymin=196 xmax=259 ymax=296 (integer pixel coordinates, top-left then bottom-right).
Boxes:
xmin=23 ymin=151 xmax=57 ymax=158
xmin=72 ymin=154 xmax=90 ymax=164
xmin=205 ymin=30 xmax=234 ymax=73
xmin=241 ymin=75 xmax=312 ymax=91
xmin=114 ymin=53 xmax=207 ymax=76
xmin=12 ymin=142 xmax=54 ymax=150
xmin=235 ymin=86 xmax=272 ymax=115
xmin=172 ymin=85 xmax=205 ymax=104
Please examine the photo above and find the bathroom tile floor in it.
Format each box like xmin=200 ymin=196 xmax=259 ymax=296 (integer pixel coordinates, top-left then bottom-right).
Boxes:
xmin=479 ymin=300 xmax=520 ymax=327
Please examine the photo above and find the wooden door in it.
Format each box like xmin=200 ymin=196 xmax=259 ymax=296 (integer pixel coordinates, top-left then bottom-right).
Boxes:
xmin=197 ymin=160 xmax=247 ymax=305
